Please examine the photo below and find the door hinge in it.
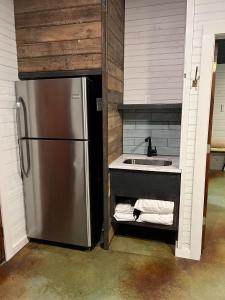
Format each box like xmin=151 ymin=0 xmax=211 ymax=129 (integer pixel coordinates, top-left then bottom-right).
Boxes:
xmin=0 ymin=226 xmax=4 ymax=238
xmin=96 ymin=98 xmax=103 ymax=111
xmin=203 ymin=216 xmax=206 ymax=226
xmin=207 ymin=144 xmax=211 ymax=154
xmin=213 ymin=62 xmax=217 ymax=73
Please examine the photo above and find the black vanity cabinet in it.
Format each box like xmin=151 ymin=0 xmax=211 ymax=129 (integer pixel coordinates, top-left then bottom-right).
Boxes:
xmin=110 ymin=169 xmax=181 ymax=231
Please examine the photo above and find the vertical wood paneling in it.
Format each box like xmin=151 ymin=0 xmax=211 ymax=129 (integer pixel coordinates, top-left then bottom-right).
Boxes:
xmin=14 ymin=0 xmax=101 ymax=13
xmin=103 ymin=0 xmax=125 ymax=248
xmin=107 ymin=0 xmax=124 ymax=164
xmin=13 ymin=0 xmax=102 ymax=73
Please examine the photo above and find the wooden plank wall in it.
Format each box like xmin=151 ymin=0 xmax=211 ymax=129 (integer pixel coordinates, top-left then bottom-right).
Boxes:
xmin=103 ymin=0 xmax=125 ymax=248
xmin=107 ymin=0 xmax=124 ymax=164
xmin=13 ymin=0 xmax=125 ymax=250
xmin=14 ymin=0 xmax=102 ymax=73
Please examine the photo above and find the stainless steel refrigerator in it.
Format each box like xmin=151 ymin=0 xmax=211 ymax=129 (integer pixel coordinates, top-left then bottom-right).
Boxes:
xmin=15 ymin=77 xmax=103 ymax=248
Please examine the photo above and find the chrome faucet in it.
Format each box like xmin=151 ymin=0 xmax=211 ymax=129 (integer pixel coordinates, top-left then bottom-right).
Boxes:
xmin=145 ymin=136 xmax=157 ymax=157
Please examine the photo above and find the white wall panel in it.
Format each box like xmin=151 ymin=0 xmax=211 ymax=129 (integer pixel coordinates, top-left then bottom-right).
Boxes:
xmin=0 ymin=0 xmax=27 ymax=261
xmin=124 ymin=0 xmax=186 ymax=104
xmin=179 ymin=1 xmax=225 ymax=256
xmin=212 ymin=64 xmax=225 ymax=140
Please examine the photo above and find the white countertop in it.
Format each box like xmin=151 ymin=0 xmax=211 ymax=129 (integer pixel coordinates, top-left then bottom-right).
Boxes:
xmin=109 ymin=154 xmax=181 ymax=173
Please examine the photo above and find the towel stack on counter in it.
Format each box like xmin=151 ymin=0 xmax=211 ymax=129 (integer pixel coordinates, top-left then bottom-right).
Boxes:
xmin=114 ymin=199 xmax=174 ymax=225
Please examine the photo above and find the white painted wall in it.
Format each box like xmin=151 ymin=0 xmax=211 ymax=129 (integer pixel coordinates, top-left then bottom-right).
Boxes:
xmin=212 ymin=64 xmax=225 ymax=141
xmin=0 ymin=0 xmax=27 ymax=260
xmin=124 ymin=0 xmax=187 ymax=104
xmin=210 ymin=64 xmax=225 ymax=170
xmin=178 ymin=1 xmax=225 ymax=259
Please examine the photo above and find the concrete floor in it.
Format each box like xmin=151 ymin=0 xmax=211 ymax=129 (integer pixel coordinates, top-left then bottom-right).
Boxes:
xmin=1 ymin=171 xmax=225 ymax=299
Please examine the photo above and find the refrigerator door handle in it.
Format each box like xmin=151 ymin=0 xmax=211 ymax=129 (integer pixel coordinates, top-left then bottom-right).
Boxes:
xmin=17 ymin=96 xmax=29 ymax=138
xmin=84 ymin=141 xmax=91 ymax=246
xmin=82 ymin=78 xmax=88 ymax=139
xmin=16 ymin=97 xmax=31 ymax=177
xmin=16 ymin=99 xmax=22 ymax=140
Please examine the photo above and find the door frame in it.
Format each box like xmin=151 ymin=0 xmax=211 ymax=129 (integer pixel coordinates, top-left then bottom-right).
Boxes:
xmin=0 ymin=207 xmax=5 ymax=263
xmin=191 ymin=22 xmax=225 ymax=260
xmin=202 ymin=42 xmax=218 ymax=251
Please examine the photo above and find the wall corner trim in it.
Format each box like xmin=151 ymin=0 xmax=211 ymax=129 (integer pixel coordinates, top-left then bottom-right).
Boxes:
xmin=5 ymin=236 xmax=28 ymax=261
xmin=177 ymin=0 xmax=195 ymax=253
xmin=175 ymin=246 xmax=200 ymax=260
xmin=191 ymin=21 xmax=225 ymax=261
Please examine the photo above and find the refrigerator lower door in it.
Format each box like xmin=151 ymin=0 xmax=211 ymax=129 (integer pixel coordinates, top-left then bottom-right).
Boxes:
xmin=21 ymin=139 xmax=91 ymax=247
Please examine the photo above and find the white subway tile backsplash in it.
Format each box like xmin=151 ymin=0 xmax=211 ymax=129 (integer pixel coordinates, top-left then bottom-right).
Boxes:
xmin=152 ymin=129 xmax=181 ymax=139
xmin=124 ymin=129 xmax=152 ymax=138
xmin=124 ymin=112 xmax=152 ymax=120
xmin=136 ymin=122 xmax=169 ymax=130
xmin=168 ymin=139 xmax=180 ymax=148
xmin=156 ymin=147 xmax=180 ymax=156
xmin=134 ymin=138 xmax=146 ymax=146
xmin=123 ymin=145 xmax=147 ymax=154
xmin=123 ymin=137 xmax=135 ymax=145
xmin=151 ymin=112 xmax=181 ymax=122
xmin=123 ymin=120 xmax=136 ymax=129
xmin=123 ymin=110 xmax=181 ymax=156
xmin=151 ymin=138 xmax=168 ymax=147
xmin=168 ymin=124 xmax=181 ymax=130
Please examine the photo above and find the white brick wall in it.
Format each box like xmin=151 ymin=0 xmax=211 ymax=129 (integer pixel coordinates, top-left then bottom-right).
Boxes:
xmin=180 ymin=0 xmax=225 ymax=252
xmin=0 ymin=0 xmax=27 ymax=260
xmin=124 ymin=0 xmax=187 ymax=104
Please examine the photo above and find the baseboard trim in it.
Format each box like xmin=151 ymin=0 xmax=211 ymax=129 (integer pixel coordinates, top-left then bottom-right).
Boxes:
xmin=6 ymin=235 xmax=28 ymax=261
xmin=175 ymin=247 xmax=192 ymax=260
xmin=175 ymin=246 xmax=201 ymax=260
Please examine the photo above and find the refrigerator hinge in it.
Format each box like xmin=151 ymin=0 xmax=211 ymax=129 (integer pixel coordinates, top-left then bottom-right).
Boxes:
xmin=0 ymin=225 xmax=4 ymax=239
xmin=96 ymin=98 xmax=103 ymax=111
xmin=207 ymin=144 xmax=211 ymax=154
xmin=102 ymin=0 xmax=107 ymax=9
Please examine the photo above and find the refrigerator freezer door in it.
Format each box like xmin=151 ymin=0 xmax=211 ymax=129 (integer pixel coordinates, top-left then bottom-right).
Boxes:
xmin=15 ymin=78 xmax=88 ymax=139
xmin=21 ymin=139 xmax=91 ymax=247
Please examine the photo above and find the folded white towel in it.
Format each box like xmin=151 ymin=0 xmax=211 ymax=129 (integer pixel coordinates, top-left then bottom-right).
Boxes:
xmin=134 ymin=199 xmax=174 ymax=214
xmin=115 ymin=203 xmax=134 ymax=214
xmin=114 ymin=212 xmax=135 ymax=222
xmin=137 ymin=213 xmax=173 ymax=225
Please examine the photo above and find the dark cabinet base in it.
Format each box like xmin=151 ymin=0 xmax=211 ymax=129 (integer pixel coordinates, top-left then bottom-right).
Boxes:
xmin=112 ymin=218 xmax=178 ymax=231
xmin=108 ymin=169 xmax=181 ymax=247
